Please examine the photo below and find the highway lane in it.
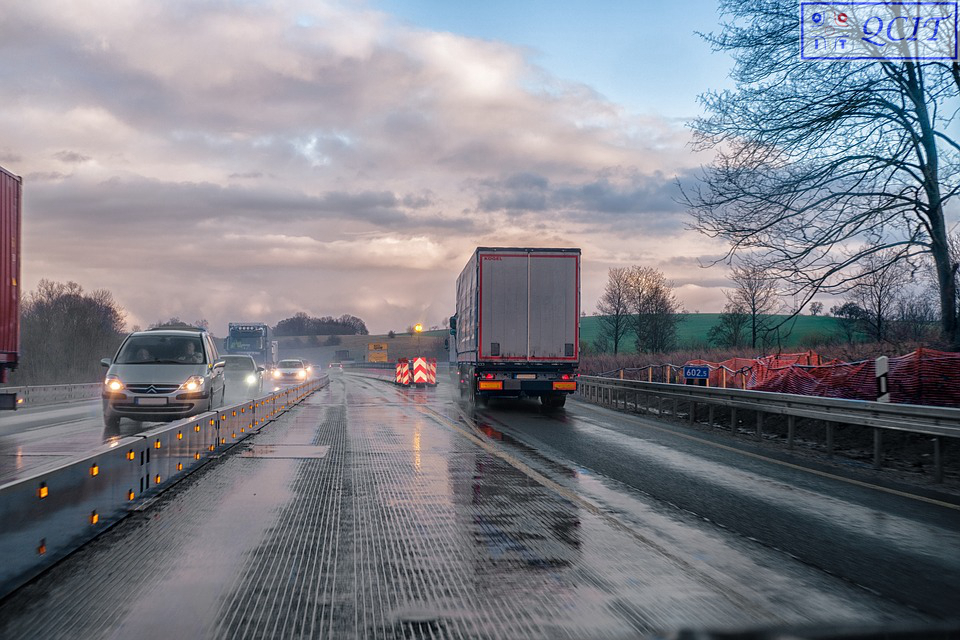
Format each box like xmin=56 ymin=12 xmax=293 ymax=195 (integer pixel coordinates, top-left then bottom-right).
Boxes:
xmin=450 ymin=389 xmax=960 ymax=620
xmin=0 ymin=373 xmax=928 ymax=639
xmin=0 ymin=382 xmax=308 ymax=483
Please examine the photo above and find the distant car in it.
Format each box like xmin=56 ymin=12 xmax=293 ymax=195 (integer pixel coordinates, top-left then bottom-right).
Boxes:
xmin=329 ymin=362 xmax=343 ymax=370
xmin=222 ymin=355 xmax=264 ymax=400
xmin=272 ymin=358 xmax=309 ymax=383
xmin=100 ymin=328 xmax=226 ymax=428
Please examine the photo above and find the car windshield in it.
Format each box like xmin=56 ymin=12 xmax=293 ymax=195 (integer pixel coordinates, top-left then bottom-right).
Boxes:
xmin=222 ymin=356 xmax=255 ymax=372
xmin=277 ymin=360 xmax=303 ymax=369
xmin=115 ymin=335 xmax=206 ymax=364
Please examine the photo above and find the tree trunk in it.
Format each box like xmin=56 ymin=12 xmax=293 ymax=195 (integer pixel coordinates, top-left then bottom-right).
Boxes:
xmin=931 ymin=228 xmax=958 ymax=347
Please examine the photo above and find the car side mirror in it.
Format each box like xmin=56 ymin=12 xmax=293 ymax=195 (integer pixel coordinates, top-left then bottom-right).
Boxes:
xmin=258 ymin=367 xmax=265 ymax=372
xmin=214 ymin=360 xmax=226 ymax=369
xmin=100 ymin=358 xmax=111 ymax=368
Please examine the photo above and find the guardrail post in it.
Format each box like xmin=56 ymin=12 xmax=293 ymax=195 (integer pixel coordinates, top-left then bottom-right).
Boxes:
xmin=708 ymin=404 xmax=715 ymax=429
xmin=689 ymin=401 xmax=696 ymax=424
xmin=787 ymin=415 xmax=795 ymax=449
xmin=826 ymin=422 xmax=834 ymax=458
xmin=756 ymin=411 xmax=763 ymax=440
xmin=933 ymin=437 xmax=943 ymax=483
xmin=873 ymin=429 xmax=882 ymax=469
xmin=730 ymin=407 xmax=738 ymax=434
xmin=658 ymin=395 xmax=664 ymax=416
xmin=672 ymin=397 xmax=678 ymax=418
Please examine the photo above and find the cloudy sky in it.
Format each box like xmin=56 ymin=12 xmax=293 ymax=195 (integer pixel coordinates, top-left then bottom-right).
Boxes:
xmin=1 ymin=0 xmax=739 ymax=334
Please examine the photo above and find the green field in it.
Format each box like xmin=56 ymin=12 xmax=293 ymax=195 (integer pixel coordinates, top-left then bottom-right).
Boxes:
xmin=580 ymin=314 xmax=842 ymax=352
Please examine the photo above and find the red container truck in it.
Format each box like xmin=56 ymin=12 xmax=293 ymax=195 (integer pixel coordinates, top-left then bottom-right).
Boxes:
xmin=0 ymin=165 xmax=21 ymax=408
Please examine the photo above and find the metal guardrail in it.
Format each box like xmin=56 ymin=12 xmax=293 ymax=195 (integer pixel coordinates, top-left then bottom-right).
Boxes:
xmin=578 ymin=375 xmax=959 ymax=482
xmin=1 ymin=383 xmax=102 ymax=408
xmin=0 ymin=375 xmax=329 ymax=598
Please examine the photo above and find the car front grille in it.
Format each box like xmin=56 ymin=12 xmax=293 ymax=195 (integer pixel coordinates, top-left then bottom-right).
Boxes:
xmin=126 ymin=383 xmax=181 ymax=394
xmin=112 ymin=403 xmax=194 ymax=414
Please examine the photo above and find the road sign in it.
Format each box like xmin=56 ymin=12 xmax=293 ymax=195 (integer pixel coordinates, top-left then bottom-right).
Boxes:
xmin=683 ymin=365 xmax=710 ymax=379
xmin=369 ymin=351 xmax=388 ymax=363
xmin=368 ymin=342 xmax=388 ymax=351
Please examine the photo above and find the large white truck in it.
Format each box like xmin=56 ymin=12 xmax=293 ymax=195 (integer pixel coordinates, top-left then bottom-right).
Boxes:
xmin=453 ymin=247 xmax=580 ymax=408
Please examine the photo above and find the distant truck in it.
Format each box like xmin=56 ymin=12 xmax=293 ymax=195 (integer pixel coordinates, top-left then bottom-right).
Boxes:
xmin=226 ymin=323 xmax=270 ymax=367
xmin=453 ymin=247 xmax=580 ymax=408
xmin=0 ymin=166 xmax=21 ymax=409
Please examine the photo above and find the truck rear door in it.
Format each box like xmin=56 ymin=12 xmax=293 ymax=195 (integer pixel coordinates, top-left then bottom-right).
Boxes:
xmin=528 ymin=252 xmax=579 ymax=360
xmin=479 ymin=253 xmax=528 ymax=359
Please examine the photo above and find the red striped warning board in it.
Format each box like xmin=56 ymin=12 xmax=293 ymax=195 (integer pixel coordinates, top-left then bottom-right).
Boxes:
xmin=395 ymin=359 xmax=410 ymax=386
xmin=412 ymin=357 xmax=430 ymax=385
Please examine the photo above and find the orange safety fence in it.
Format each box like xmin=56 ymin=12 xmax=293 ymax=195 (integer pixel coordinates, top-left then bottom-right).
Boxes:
xmin=681 ymin=348 xmax=960 ymax=406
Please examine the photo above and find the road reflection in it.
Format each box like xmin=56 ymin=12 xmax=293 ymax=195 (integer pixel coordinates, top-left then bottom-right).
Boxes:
xmin=452 ymin=419 xmax=582 ymax=582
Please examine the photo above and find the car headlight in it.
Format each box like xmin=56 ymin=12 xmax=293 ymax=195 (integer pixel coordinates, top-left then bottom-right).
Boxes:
xmin=104 ymin=376 xmax=124 ymax=392
xmin=245 ymin=374 xmax=257 ymax=385
xmin=272 ymin=370 xmax=281 ymax=378
xmin=297 ymin=369 xmax=307 ymax=379
xmin=179 ymin=375 xmax=205 ymax=391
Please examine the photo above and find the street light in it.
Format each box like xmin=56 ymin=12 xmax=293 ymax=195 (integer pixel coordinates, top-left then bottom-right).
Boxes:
xmin=414 ymin=323 xmax=423 ymax=356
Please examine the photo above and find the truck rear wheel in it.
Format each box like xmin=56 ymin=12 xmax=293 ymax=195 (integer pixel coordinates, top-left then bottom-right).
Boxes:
xmin=541 ymin=394 xmax=566 ymax=409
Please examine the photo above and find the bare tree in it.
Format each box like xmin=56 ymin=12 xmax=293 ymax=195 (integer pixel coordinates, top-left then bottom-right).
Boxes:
xmin=626 ymin=266 xmax=683 ymax=353
xmin=830 ymin=302 xmax=866 ymax=344
xmin=845 ymin=251 xmax=912 ymax=342
xmin=728 ymin=264 xmax=782 ymax=349
xmin=810 ymin=302 xmax=823 ymax=317
xmin=13 ymin=280 xmax=126 ymax=385
xmin=708 ymin=299 xmax=749 ymax=348
xmin=683 ymin=0 xmax=960 ymax=344
xmin=891 ymin=292 xmax=938 ymax=342
xmin=595 ymin=267 xmax=632 ymax=354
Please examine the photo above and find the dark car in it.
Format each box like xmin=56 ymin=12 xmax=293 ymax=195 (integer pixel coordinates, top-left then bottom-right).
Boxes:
xmin=222 ymin=355 xmax=264 ymax=401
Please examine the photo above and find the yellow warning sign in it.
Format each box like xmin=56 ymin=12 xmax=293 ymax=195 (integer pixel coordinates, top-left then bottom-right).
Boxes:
xmin=369 ymin=351 xmax=388 ymax=363
xmin=368 ymin=342 xmax=388 ymax=351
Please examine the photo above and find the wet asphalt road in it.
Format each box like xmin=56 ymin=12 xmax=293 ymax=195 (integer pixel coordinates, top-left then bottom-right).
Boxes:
xmin=0 ymin=386 xmax=300 ymax=483
xmin=0 ymin=373 xmax=953 ymax=638
xmin=460 ymin=389 xmax=960 ymax=620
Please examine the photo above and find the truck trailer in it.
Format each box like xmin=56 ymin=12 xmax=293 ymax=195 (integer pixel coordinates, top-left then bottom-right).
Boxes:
xmin=454 ymin=247 xmax=580 ymax=408
xmin=0 ymin=166 xmax=21 ymax=409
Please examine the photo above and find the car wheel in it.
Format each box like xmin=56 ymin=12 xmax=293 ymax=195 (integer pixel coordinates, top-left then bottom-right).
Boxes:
xmin=103 ymin=410 xmax=120 ymax=429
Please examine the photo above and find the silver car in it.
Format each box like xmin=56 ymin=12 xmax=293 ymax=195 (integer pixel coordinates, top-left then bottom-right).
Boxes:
xmin=270 ymin=358 xmax=309 ymax=384
xmin=100 ymin=328 xmax=226 ymax=428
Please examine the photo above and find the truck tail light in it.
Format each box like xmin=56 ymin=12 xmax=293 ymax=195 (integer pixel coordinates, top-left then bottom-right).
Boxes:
xmin=561 ymin=374 xmax=571 ymax=380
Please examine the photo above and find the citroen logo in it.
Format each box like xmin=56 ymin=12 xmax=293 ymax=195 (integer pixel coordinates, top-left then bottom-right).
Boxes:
xmin=145 ymin=385 xmax=158 ymax=394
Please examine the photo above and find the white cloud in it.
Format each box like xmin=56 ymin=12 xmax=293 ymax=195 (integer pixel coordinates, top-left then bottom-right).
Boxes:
xmin=0 ymin=0 xmax=718 ymax=334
